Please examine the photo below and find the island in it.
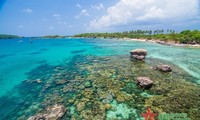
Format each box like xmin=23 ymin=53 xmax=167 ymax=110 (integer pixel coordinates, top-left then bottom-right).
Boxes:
xmin=0 ymin=34 xmax=21 ymax=39
xmin=74 ymin=30 xmax=200 ymax=45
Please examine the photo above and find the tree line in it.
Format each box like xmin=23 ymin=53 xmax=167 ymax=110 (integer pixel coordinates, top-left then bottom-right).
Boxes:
xmin=0 ymin=34 xmax=21 ymax=39
xmin=74 ymin=30 xmax=200 ymax=44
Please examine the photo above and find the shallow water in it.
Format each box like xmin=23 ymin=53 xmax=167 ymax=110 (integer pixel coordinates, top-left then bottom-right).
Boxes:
xmin=0 ymin=38 xmax=199 ymax=119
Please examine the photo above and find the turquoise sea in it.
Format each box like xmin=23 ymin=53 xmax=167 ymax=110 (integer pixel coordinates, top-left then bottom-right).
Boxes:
xmin=0 ymin=38 xmax=200 ymax=119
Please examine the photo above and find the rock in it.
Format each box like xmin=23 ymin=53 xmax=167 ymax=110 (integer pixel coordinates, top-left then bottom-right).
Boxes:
xmin=28 ymin=114 xmax=44 ymax=120
xmin=36 ymin=79 xmax=42 ymax=83
xmin=28 ymin=104 xmax=66 ymax=120
xmin=45 ymin=105 xmax=65 ymax=118
xmin=136 ymin=77 xmax=153 ymax=89
xmin=155 ymin=65 xmax=172 ymax=72
xmin=135 ymin=55 xmax=145 ymax=60
xmin=130 ymin=49 xmax=147 ymax=60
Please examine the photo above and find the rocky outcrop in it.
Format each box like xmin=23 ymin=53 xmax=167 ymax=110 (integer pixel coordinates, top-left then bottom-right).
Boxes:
xmin=130 ymin=49 xmax=147 ymax=61
xmin=136 ymin=77 xmax=153 ymax=89
xmin=28 ymin=104 xmax=66 ymax=120
xmin=155 ymin=65 xmax=172 ymax=72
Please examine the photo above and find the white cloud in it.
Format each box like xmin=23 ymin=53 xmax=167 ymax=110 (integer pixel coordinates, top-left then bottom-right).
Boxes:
xmin=53 ymin=14 xmax=62 ymax=21
xmin=76 ymin=3 xmax=82 ymax=8
xmin=22 ymin=8 xmax=32 ymax=13
xmin=53 ymin=14 xmax=60 ymax=17
xmin=75 ymin=9 xmax=89 ymax=19
xmin=80 ymin=9 xmax=89 ymax=16
xmin=57 ymin=21 xmax=67 ymax=25
xmin=90 ymin=0 xmax=199 ymax=29
xmin=91 ymin=3 xmax=104 ymax=10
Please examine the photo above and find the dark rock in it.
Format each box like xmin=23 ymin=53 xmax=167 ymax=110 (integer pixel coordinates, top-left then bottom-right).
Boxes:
xmin=136 ymin=77 xmax=153 ymax=89
xmin=130 ymin=49 xmax=147 ymax=61
xmin=155 ymin=65 xmax=172 ymax=72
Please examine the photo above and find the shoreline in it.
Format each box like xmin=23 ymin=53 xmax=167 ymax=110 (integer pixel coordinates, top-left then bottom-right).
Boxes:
xmin=73 ymin=37 xmax=200 ymax=48
xmin=120 ymin=38 xmax=200 ymax=48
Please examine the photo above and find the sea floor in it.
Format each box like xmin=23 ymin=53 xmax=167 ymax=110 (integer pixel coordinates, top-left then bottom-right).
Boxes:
xmin=0 ymin=38 xmax=199 ymax=119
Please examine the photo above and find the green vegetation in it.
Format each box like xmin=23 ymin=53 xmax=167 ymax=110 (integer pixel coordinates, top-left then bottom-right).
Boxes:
xmin=0 ymin=34 xmax=21 ymax=39
xmin=43 ymin=35 xmax=67 ymax=38
xmin=74 ymin=30 xmax=200 ymax=44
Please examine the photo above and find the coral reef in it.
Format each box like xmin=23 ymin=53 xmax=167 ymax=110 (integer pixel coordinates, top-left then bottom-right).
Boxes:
xmin=28 ymin=104 xmax=66 ymax=120
xmin=1 ymin=55 xmax=199 ymax=120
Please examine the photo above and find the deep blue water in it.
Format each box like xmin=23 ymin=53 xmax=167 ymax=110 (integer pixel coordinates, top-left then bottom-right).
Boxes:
xmin=0 ymin=38 xmax=200 ymax=119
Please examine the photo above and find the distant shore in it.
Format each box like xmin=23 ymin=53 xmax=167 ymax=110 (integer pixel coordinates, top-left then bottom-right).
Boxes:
xmin=120 ymin=38 xmax=200 ymax=48
xmin=74 ymin=37 xmax=200 ymax=48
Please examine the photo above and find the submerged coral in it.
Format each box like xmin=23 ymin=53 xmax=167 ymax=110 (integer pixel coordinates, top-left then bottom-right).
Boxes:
xmin=1 ymin=54 xmax=199 ymax=120
xmin=28 ymin=104 xmax=66 ymax=120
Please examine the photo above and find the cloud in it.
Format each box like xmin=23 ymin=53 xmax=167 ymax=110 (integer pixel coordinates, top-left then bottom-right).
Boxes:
xmin=76 ymin=3 xmax=82 ymax=8
xmin=53 ymin=14 xmax=60 ymax=17
xmin=91 ymin=3 xmax=104 ymax=10
xmin=22 ymin=8 xmax=32 ymax=13
xmin=57 ymin=21 xmax=67 ymax=25
xmin=75 ymin=9 xmax=89 ymax=19
xmin=90 ymin=0 xmax=199 ymax=29
xmin=80 ymin=9 xmax=89 ymax=16
xmin=53 ymin=14 xmax=61 ymax=20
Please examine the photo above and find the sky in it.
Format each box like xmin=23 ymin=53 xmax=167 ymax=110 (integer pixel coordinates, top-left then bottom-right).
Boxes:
xmin=0 ymin=0 xmax=200 ymax=36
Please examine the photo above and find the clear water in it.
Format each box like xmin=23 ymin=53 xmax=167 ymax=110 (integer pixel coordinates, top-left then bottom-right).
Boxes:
xmin=0 ymin=38 xmax=199 ymax=119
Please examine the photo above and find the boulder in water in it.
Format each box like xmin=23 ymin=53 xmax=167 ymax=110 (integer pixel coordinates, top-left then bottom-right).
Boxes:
xmin=130 ymin=49 xmax=147 ymax=61
xmin=155 ymin=64 xmax=172 ymax=72
xmin=28 ymin=104 xmax=66 ymax=120
xmin=136 ymin=77 xmax=153 ymax=89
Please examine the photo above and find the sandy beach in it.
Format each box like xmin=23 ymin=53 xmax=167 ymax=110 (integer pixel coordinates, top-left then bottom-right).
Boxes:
xmin=121 ymin=38 xmax=200 ymax=48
